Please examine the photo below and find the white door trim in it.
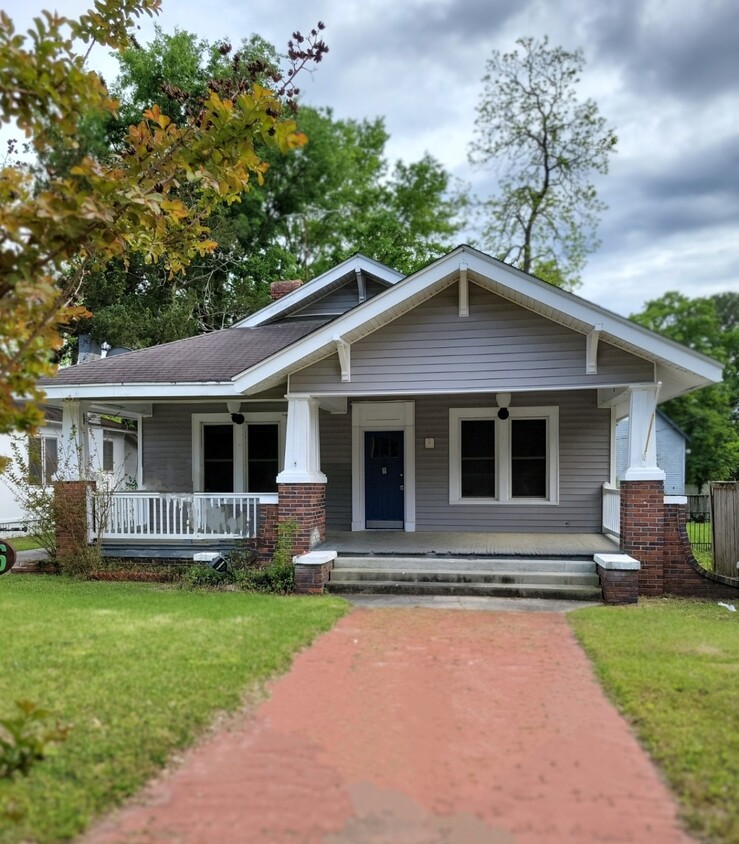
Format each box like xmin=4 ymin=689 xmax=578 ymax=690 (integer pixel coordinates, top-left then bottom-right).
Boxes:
xmin=351 ymin=401 xmax=415 ymax=532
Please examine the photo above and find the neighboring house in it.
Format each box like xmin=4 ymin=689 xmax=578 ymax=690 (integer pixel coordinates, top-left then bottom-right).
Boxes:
xmin=38 ymin=245 xmax=722 ymax=561
xmin=0 ymin=408 xmax=138 ymax=530
xmin=616 ymin=410 xmax=689 ymax=495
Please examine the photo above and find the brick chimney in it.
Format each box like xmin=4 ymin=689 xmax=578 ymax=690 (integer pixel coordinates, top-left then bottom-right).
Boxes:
xmin=270 ymin=279 xmax=302 ymax=301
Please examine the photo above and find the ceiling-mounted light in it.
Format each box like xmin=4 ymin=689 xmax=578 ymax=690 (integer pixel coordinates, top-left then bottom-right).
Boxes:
xmin=231 ymin=413 xmax=245 ymax=425
xmin=227 ymin=401 xmax=244 ymax=425
xmin=496 ymin=392 xmax=511 ymax=420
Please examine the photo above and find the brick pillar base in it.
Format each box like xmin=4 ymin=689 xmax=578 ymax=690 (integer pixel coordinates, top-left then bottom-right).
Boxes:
xmin=277 ymin=484 xmax=326 ymax=556
xmin=597 ymin=567 xmax=640 ymax=604
xmin=254 ymin=503 xmax=279 ymax=564
xmin=54 ymin=481 xmax=94 ymax=564
xmin=620 ymin=479 xmax=665 ymax=596
xmin=664 ymin=503 xmax=739 ymax=599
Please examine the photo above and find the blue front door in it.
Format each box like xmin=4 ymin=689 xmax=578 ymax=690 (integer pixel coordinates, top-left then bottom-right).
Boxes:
xmin=364 ymin=430 xmax=404 ymax=529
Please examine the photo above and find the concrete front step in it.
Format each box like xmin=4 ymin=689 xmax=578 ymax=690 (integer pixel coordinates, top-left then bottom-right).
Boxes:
xmin=334 ymin=556 xmax=596 ymax=573
xmin=330 ymin=568 xmax=600 ymax=587
xmin=325 ymin=579 xmax=602 ymax=601
xmin=326 ymin=555 xmax=603 ymax=601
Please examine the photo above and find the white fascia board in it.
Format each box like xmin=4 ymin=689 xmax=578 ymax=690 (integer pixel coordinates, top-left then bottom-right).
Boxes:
xmin=234 ymin=245 xmax=723 ymax=395
xmin=40 ymin=382 xmax=238 ymax=401
xmin=234 ymin=254 xmax=404 ymax=328
xmin=461 ymin=249 xmax=723 ymax=383
xmin=232 ymin=260 xmax=457 ymax=393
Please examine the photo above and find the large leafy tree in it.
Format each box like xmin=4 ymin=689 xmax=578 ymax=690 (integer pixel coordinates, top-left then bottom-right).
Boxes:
xmin=62 ymin=28 xmax=463 ymax=354
xmin=0 ymin=2 xmax=327 ymax=432
xmin=631 ymin=291 xmax=739 ymax=488
xmin=469 ymin=36 xmax=617 ymax=289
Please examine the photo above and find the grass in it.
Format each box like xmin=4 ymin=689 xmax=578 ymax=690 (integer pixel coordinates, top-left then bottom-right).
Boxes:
xmin=0 ymin=536 xmax=42 ymax=552
xmin=0 ymin=576 xmax=347 ymax=843
xmin=570 ymin=598 xmax=739 ymax=843
xmin=687 ymin=522 xmax=713 ymax=570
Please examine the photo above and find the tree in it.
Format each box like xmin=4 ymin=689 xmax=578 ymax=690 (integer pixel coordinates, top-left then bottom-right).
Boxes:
xmin=58 ymin=29 xmax=463 ymax=355
xmin=469 ymin=36 xmax=617 ymax=289
xmin=0 ymin=2 xmax=327 ymax=432
xmin=631 ymin=292 xmax=739 ymax=488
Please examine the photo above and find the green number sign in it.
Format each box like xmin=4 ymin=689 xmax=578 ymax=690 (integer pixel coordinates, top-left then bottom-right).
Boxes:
xmin=0 ymin=540 xmax=17 ymax=575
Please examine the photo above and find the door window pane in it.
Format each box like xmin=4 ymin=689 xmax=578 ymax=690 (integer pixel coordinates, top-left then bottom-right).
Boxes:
xmin=247 ymin=424 xmax=278 ymax=492
xmin=461 ymin=419 xmax=495 ymax=497
xmin=511 ymin=419 xmax=547 ymax=497
xmin=203 ymin=425 xmax=233 ymax=492
xmin=102 ymin=439 xmax=114 ymax=472
xmin=44 ymin=438 xmax=58 ymax=484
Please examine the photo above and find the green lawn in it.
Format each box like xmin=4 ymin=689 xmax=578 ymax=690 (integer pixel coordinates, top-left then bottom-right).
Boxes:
xmin=571 ymin=598 xmax=739 ymax=843
xmin=1 ymin=536 xmax=42 ymax=552
xmin=0 ymin=577 xmax=347 ymax=843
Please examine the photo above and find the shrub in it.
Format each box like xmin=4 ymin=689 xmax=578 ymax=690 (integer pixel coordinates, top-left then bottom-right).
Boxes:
xmin=0 ymin=701 xmax=70 ymax=780
xmin=182 ymin=564 xmax=228 ymax=588
xmin=232 ymin=520 xmax=296 ymax=594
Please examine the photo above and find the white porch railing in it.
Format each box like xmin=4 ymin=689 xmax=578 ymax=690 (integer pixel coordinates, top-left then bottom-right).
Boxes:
xmin=93 ymin=492 xmax=268 ymax=541
xmin=602 ymin=483 xmax=621 ymax=538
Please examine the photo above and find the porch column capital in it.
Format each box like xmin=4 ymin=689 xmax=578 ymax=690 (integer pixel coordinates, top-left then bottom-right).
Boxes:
xmin=276 ymin=396 xmax=327 ymax=484
xmin=621 ymin=384 xmax=665 ymax=482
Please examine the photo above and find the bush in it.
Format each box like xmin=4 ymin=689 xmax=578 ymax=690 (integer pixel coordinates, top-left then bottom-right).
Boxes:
xmin=0 ymin=701 xmax=70 ymax=780
xmin=182 ymin=564 xmax=228 ymax=588
xmin=59 ymin=544 xmax=101 ymax=578
xmin=231 ymin=519 xmax=297 ymax=594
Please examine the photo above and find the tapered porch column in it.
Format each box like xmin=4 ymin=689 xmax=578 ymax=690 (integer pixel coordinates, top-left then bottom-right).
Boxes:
xmin=56 ymin=400 xmax=94 ymax=564
xmin=619 ymin=385 xmax=665 ymax=596
xmin=276 ymin=397 xmax=327 ymax=557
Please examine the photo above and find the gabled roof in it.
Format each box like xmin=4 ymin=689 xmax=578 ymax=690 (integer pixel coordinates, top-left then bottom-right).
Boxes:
xmin=233 ymin=253 xmax=403 ymax=328
xmin=42 ymin=320 xmax=327 ymax=388
xmin=41 ymin=245 xmax=723 ymax=403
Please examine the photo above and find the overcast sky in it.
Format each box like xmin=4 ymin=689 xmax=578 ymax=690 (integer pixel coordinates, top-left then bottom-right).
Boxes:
xmin=6 ymin=0 xmax=739 ymax=316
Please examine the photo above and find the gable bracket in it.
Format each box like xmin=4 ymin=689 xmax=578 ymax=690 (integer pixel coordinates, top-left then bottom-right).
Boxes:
xmin=335 ymin=337 xmax=351 ymax=382
xmin=458 ymin=262 xmax=469 ymax=318
xmin=586 ymin=323 xmax=603 ymax=374
xmin=355 ymin=268 xmax=366 ymax=304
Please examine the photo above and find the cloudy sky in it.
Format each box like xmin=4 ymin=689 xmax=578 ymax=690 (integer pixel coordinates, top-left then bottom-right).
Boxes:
xmin=6 ymin=0 xmax=739 ymax=316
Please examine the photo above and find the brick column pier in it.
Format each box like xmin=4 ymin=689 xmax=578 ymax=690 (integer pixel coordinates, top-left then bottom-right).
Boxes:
xmin=54 ymin=481 xmax=94 ymax=565
xmin=278 ymin=483 xmax=326 ymax=556
xmin=620 ymin=479 xmax=665 ymax=596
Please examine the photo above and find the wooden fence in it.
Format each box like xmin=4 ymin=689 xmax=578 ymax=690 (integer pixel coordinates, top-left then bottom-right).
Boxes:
xmin=710 ymin=482 xmax=739 ymax=578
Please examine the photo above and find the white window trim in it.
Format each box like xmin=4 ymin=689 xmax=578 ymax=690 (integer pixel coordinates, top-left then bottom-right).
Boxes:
xmin=192 ymin=412 xmax=285 ymax=493
xmin=449 ymin=406 xmax=559 ymax=505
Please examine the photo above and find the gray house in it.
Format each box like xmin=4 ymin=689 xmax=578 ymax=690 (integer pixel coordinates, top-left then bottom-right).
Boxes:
xmin=616 ymin=411 xmax=688 ymax=495
xmin=41 ymin=245 xmax=721 ymax=585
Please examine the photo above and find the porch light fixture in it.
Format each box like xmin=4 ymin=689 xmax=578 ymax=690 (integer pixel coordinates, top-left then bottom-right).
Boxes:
xmin=496 ymin=392 xmax=511 ymax=420
xmin=227 ymin=401 xmax=244 ymax=425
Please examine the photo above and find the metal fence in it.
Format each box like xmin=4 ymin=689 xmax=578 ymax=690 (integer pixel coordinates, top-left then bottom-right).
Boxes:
xmin=687 ymin=494 xmax=712 ymax=567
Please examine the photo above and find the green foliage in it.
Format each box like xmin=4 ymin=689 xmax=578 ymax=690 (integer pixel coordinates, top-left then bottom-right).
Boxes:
xmin=59 ymin=545 xmax=102 ymax=579
xmin=469 ymin=36 xmax=617 ymax=289
xmin=0 ymin=701 xmax=70 ymax=780
xmin=0 ymin=3 xmax=325 ymax=432
xmin=57 ymin=29 xmax=463 ymax=354
xmin=0 ymin=577 xmax=347 ymax=843
xmin=182 ymin=563 xmax=227 ymax=588
xmin=571 ymin=598 xmax=739 ymax=842
xmin=631 ymin=291 xmax=739 ymax=488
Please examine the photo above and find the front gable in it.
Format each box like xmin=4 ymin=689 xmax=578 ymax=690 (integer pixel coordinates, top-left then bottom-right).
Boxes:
xmin=290 ymin=283 xmax=655 ymax=395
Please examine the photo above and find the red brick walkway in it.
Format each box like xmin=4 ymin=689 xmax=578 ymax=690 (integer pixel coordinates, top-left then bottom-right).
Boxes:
xmin=82 ymin=609 xmax=691 ymax=843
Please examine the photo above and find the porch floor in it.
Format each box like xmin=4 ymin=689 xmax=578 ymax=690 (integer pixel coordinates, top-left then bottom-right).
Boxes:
xmin=318 ymin=531 xmax=618 ymax=558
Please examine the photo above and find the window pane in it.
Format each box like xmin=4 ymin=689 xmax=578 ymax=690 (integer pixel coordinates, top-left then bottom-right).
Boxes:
xmin=203 ymin=425 xmax=233 ymax=492
xmin=461 ymin=419 xmax=495 ymax=497
xmin=44 ymin=438 xmax=58 ymax=484
xmin=247 ymin=424 xmax=278 ymax=492
xmin=28 ymin=437 xmax=42 ymax=485
xmin=512 ymin=419 xmax=547 ymax=497
xmin=103 ymin=439 xmax=114 ymax=472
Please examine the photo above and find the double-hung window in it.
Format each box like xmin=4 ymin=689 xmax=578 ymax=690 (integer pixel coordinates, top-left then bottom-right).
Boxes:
xmin=28 ymin=436 xmax=58 ymax=486
xmin=450 ymin=407 xmax=558 ymax=504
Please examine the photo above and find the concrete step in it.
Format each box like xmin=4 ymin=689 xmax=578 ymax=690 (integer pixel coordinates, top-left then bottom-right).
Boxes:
xmin=325 ymin=579 xmax=602 ymax=601
xmin=329 ymin=568 xmax=600 ymax=587
xmin=333 ymin=556 xmax=596 ymax=573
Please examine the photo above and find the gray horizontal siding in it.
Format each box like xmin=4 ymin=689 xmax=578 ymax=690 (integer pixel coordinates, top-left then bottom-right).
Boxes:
xmin=143 ymin=401 xmax=286 ymax=492
xmin=292 ymin=283 xmax=654 ymax=393
xmin=290 ymin=277 xmax=387 ymax=318
xmin=319 ymin=391 xmax=610 ymax=533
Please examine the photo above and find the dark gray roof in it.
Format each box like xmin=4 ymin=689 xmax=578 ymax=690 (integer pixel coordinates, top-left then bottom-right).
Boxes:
xmin=44 ymin=320 xmax=328 ymax=386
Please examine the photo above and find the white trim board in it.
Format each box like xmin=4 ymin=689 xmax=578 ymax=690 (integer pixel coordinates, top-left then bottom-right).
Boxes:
xmin=351 ymin=401 xmax=416 ymax=532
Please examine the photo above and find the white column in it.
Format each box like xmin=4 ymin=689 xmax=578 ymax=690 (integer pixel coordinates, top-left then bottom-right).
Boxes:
xmin=621 ymin=386 xmax=665 ymax=481
xmin=276 ymin=397 xmax=327 ymax=484
xmin=60 ymin=400 xmax=90 ymax=479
